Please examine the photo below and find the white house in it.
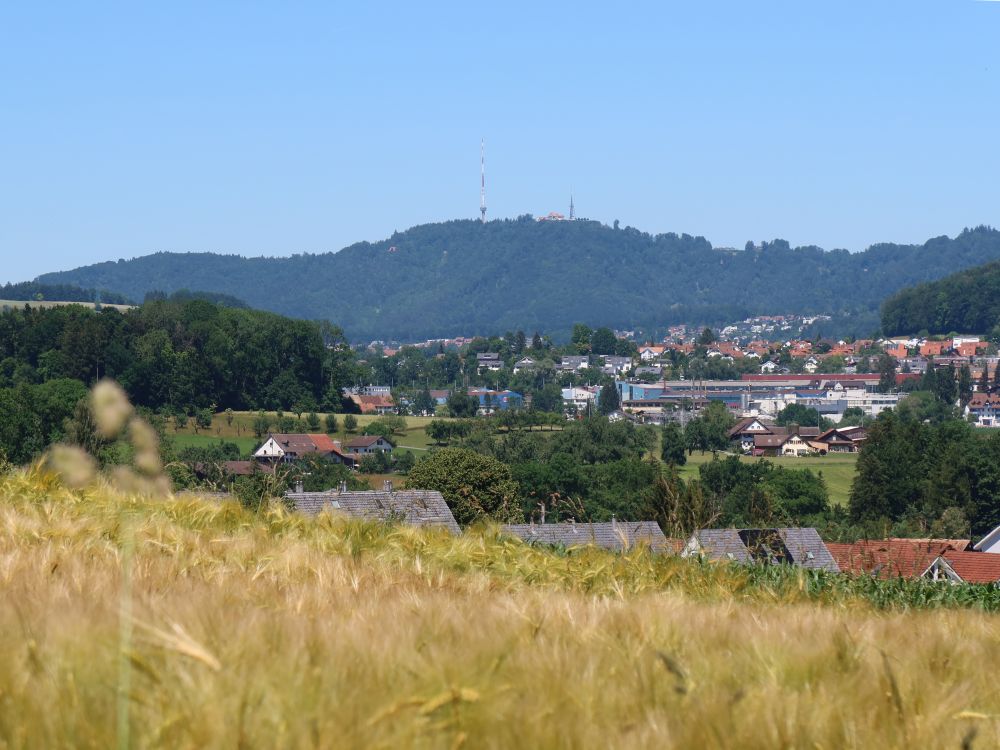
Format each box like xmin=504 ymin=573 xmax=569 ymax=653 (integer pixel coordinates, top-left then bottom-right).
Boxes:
xmin=780 ymin=434 xmax=812 ymax=458
xmin=513 ymin=357 xmax=536 ymax=374
xmin=973 ymin=523 xmax=1000 ymax=554
xmin=561 ymin=387 xmax=597 ymax=413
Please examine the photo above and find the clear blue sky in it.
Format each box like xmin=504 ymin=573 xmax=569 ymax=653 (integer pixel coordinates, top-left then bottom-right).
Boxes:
xmin=3 ymin=1 xmax=1000 ymax=283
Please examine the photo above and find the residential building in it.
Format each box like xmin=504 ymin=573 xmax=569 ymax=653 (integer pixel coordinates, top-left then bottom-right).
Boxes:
xmin=348 ymin=394 xmax=396 ymax=415
xmin=561 ymin=386 xmax=598 ymax=413
xmin=557 ymin=355 xmax=590 ymax=372
xmin=682 ymin=528 xmax=839 ymax=572
xmin=254 ymin=433 xmax=356 ymax=466
xmin=973 ymin=523 xmax=1000 ymax=554
xmin=513 ymin=357 xmax=537 ymax=374
xmin=502 ymin=520 xmax=677 ymax=553
xmin=343 ymin=435 xmax=394 ymax=455
xmin=827 ymin=538 xmax=968 ymax=579
xmin=476 ymin=352 xmax=503 ymax=372
xmin=965 ymin=393 xmax=1000 ymax=427
xmin=286 ymin=484 xmax=460 ymax=533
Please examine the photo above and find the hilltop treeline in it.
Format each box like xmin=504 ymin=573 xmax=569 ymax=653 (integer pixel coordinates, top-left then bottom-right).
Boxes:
xmin=0 ymin=281 xmax=132 ymax=305
xmin=881 ymin=255 xmax=1000 ymax=336
xmin=37 ymin=221 xmax=1000 ymax=340
xmin=0 ymin=299 xmax=342 ymax=414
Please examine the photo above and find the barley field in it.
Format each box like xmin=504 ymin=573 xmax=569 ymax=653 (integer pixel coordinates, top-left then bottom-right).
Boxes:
xmin=2 ymin=465 xmax=1000 ymax=749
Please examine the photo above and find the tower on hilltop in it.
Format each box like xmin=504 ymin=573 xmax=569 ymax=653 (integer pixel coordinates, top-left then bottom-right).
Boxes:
xmin=480 ymin=139 xmax=487 ymax=224
xmin=569 ymin=192 xmax=575 ymax=220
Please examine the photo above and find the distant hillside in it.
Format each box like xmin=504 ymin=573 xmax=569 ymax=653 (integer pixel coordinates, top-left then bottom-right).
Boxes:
xmin=881 ymin=256 xmax=1000 ymax=336
xmin=36 ymin=219 xmax=1000 ymax=340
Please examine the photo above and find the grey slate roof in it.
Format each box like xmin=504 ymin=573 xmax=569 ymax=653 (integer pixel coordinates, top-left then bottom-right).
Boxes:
xmin=501 ymin=521 xmax=672 ymax=552
xmin=683 ymin=527 xmax=840 ymax=572
xmin=285 ymin=489 xmax=460 ymax=534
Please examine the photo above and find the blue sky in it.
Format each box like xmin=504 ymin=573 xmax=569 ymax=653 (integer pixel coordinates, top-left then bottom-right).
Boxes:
xmin=2 ymin=1 xmax=1000 ymax=283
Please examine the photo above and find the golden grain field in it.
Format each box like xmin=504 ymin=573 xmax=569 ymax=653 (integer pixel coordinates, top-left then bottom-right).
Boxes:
xmin=1 ymin=465 xmax=999 ymax=750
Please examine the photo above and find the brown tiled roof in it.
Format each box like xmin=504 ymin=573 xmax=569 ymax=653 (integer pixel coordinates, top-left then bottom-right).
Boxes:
xmin=350 ymin=395 xmax=395 ymax=414
xmin=892 ymin=537 xmax=970 ymax=551
xmin=754 ymin=434 xmax=789 ymax=448
xmin=223 ymin=460 xmax=262 ymax=476
xmin=729 ymin=417 xmax=773 ymax=438
xmin=826 ymin=538 xmax=961 ymax=579
xmin=265 ymin=433 xmax=352 ymax=461
xmin=501 ymin=521 xmax=671 ymax=552
xmin=940 ymin=550 xmax=1000 ymax=584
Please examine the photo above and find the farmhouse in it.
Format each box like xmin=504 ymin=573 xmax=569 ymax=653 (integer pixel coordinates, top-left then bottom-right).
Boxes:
xmin=347 ymin=394 xmax=396 ymax=415
xmin=254 ymin=433 xmax=356 ymax=466
xmin=343 ymin=435 xmax=393 ymax=455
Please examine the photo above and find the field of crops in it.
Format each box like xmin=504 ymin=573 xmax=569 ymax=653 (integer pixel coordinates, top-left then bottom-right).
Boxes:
xmin=2 ymin=465 xmax=1000 ymax=748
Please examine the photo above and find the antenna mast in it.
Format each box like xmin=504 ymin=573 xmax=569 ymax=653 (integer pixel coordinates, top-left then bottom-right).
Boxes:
xmin=480 ymin=138 xmax=487 ymax=224
xmin=569 ymin=191 xmax=575 ymax=220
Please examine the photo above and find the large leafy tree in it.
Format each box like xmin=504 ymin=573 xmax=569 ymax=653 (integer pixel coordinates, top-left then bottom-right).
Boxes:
xmin=597 ymin=384 xmax=620 ymax=415
xmin=661 ymin=422 xmax=687 ymax=466
xmin=406 ymin=448 xmax=523 ymax=525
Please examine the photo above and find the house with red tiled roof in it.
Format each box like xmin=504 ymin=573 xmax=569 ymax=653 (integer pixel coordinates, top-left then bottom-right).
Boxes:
xmin=254 ymin=433 xmax=356 ymax=467
xmin=925 ymin=549 xmax=1000 ymax=585
xmin=955 ymin=342 xmax=985 ymax=357
xmin=883 ymin=342 xmax=909 ymax=359
xmin=348 ymin=394 xmax=396 ymax=415
xmin=639 ymin=344 xmax=667 ymax=361
xmin=919 ymin=340 xmax=948 ymax=357
xmin=965 ymin=393 xmax=1000 ymax=427
xmin=827 ymin=538 xmax=967 ymax=580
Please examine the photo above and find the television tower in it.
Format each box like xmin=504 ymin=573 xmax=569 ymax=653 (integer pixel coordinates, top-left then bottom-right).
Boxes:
xmin=569 ymin=191 xmax=575 ymax=220
xmin=480 ymin=139 xmax=487 ymax=223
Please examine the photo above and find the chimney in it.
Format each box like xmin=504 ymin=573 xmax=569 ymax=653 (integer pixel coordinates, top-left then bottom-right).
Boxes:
xmin=294 ymin=480 xmax=303 ymax=494
xmin=383 ymin=480 xmax=393 ymax=492
xmin=339 ymin=481 xmax=347 ymax=493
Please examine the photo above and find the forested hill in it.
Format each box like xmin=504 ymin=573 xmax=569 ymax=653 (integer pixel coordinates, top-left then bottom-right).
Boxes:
xmin=36 ymin=219 xmax=1000 ymax=341
xmin=881 ymin=258 xmax=1000 ymax=336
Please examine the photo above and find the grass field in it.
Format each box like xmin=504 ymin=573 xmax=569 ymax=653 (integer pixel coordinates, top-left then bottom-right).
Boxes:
xmin=679 ymin=450 xmax=858 ymax=507
xmin=168 ymin=412 xmax=439 ymax=456
xmin=3 ymin=468 xmax=1000 ymax=748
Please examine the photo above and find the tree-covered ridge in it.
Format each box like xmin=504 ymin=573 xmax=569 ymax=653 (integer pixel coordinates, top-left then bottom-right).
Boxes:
xmin=881 ymin=253 xmax=1000 ymax=336
xmin=0 ymin=281 xmax=132 ymax=305
xmin=0 ymin=299 xmax=341 ymax=414
xmin=36 ymin=221 xmax=1000 ymax=341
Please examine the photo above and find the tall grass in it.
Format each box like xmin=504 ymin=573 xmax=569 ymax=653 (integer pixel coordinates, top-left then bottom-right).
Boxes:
xmin=2 ymin=466 xmax=1000 ymax=748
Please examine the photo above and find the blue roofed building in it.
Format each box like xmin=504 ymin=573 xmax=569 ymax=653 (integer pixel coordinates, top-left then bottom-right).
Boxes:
xmin=468 ymin=388 xmax=524 ymax=414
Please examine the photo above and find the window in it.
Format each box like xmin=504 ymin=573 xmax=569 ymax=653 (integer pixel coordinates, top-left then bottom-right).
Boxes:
xmin=738 ymin=529 xmax=793 ymax=565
